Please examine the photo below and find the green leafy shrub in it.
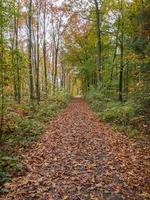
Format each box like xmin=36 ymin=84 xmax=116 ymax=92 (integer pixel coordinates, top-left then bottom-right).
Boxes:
xmin=86 ymin=89 xmax=140 ymax=136
xmin=0 ymin=156 xmax=21 ymax=173
xmin=0 ymin=171 xmax=9 ymax=185
xmin=99 ymin=100 xmax=137 ymax=125
xmin=0 ymin=92 xmax=70 ymax=189
xmin=0 ymin=155 xmax=22 ymax=194
xmin=16 ymin=117 xmax=42 ymax=134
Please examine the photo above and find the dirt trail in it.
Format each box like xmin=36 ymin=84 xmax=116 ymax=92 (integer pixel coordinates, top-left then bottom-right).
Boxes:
xmin=1 ymin=99 xmax=149 ymax=200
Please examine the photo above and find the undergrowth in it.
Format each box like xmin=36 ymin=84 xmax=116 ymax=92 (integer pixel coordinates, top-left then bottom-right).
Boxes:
xmin=0 ymin=91 xmax=70 ymax=193
xmin=86 ymin=88 xmax=150 ymax=138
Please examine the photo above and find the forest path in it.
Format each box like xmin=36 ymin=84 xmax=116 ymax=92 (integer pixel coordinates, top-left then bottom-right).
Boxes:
xmin=2 ymin=99 xmax=149 ymax=200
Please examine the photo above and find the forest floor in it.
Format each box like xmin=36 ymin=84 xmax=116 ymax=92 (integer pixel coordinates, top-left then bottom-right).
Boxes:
xmin=1 ymin=98 xmax=149 ymax=200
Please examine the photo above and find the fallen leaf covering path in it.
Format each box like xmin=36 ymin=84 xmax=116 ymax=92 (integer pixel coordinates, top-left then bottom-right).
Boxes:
xmin=1 ymin=98 xmax=150 ymax=200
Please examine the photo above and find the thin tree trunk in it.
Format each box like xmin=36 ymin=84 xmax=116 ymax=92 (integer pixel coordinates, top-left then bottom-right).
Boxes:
xmin=119 ymin=34 xmax=124 ymax=101
xmin=28 ymin=0 xmax=34 ymax=102
xmin=125 ymin=62 xmax=129 ymax=99
xmin=53 ymin=48 xmax=58 ymax=92
xmin=11 ymin=26 xmax=17 ymax=101
xmin=61 ymin=62 xmax=65 ymax=89
xmin=32 ymin=29 xmax=37 ymax=87
xmin=0 ymin=9 xmax=4 ymax=132
xmin=14 ymin=3 xmax=21 ymax=103
xmin=119 ymin=0 xmax=124 ymax=102
xmin=43 ymin=0 xmax=47 ymax=95
xmin=51 ymin=43 xmax=55 ymax=87
xmin=36 ymin=2 xmax=40 ymax=102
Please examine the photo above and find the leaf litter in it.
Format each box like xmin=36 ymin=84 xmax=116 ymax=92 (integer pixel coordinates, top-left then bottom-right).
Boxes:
xmin=1 ymin=98 xmax=149 ymax=200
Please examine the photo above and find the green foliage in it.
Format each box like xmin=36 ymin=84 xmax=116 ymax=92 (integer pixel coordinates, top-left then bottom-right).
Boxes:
xmin=15 ymin=117 xmax=43 ymax=145
xmin=0 ymin=170 xmax=10 ymax=193
xmin=0 ymin=155 xmax=21 ymax=194
xmin=86 ymin=89 xmax=142 ymax=137
xmin=0 ymin=171 xmax=10 ymax=185
xmin=0 ymin=92 xmax=70 ymax=189
xmin=0 ymin=156 xmax=21 ymax=173
xmin=6 ymin=92 xmax=69 ymax=146
xmin=98 ymin=101 xmax=136 ymax=125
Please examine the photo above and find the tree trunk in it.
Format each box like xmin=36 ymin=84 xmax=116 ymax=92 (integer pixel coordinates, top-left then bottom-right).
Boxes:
xmin=94 ymin=0 xmax=102 ymax=84
xmin=0 ymin=4 xmax=4 ymax=132
xmin=53 ymin=48 xmax=58 ymax=92
xmin=14 ymin=3 xmax=21 ymax=103
xmin=28 ymin=0 xmax=34 ymax=102
xmin=43 ymin=0 xmax=47 ymax=95
xmin=119 ymin=0 xmax=124 ymax=102
xmin=36 ymin=2 xmax=40 ymax=102
xmin=11 ymin=25 xmax=18 ymax=102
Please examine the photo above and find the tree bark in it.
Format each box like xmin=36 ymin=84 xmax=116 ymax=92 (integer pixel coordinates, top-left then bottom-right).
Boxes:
xmin=119 ymin=0 xmax=124 ymax=102
xmin=53 ymin=47 xmax=58 ymax=92
xmin=28 ymin=0 xmax=34 ymax=102
xmin=0 ymin=2 xmax=4 ymax=132
xmin=11 ymin=23 xmax=17 ymax=102
xmin=94 ymin=0 xmax=102 ymax=84
xmin=14 ymin=2 xmax=21 ymax=103
xmin=43 ymin=0 xmax=47 ymax=95
xmin=35 ymin=1 xmax=40 ymax=102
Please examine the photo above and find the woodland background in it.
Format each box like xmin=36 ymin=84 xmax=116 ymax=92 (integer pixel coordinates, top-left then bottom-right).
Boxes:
xmin=0 ymin=0 xmax=149 ymax=193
